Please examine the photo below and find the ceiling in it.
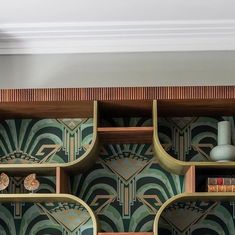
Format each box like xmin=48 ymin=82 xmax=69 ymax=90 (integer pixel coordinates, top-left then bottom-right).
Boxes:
xmin=0 ymin=0 xmax=235 ymax=88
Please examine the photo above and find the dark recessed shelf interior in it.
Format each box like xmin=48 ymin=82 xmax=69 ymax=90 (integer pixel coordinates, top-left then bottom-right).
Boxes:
xmin=99 ymin=100 xmax=153 ymax=118
xmin=195 ymin=167 xmax=235 ymax=192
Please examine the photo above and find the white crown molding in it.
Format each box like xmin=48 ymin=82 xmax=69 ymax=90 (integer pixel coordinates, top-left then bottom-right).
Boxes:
xmin=1 ymin=20 xmax=235 ymax=54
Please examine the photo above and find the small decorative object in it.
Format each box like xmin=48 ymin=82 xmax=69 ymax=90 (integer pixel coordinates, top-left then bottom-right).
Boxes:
xmin=210 ymin=121 xmax=235 ymax=161
xmin=0 ymin=173 xmax=9 ymax=192
xmin=24 ymin=174 xmax=40 ymax=193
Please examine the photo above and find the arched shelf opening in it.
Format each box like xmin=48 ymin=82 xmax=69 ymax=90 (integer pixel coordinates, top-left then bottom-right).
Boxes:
xmin=0 ymin=194 xmax=98 ymax=235
xmin=154 ymin=193 xmax=235 ymax=235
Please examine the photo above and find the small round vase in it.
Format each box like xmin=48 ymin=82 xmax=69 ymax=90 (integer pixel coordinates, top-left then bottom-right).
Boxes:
xmin=210 ymin=121 xmax=235 ymax=162
xmin=210 ymin=144 xmax=235 ymax=162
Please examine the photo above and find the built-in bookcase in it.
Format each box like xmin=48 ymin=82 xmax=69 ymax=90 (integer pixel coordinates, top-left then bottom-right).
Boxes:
xmin=0 ymin=87 xmax=235 ymax=235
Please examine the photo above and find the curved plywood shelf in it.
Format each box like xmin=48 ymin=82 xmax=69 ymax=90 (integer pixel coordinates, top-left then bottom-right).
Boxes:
xmin=153 ymin=192 xmax=235 ymax=235
xmin=0 ymin=193 xmax=98 ymax=235
xmin=153 ymin=100 xmax=235 ymax=175
xmin=0 ymin=101 xmax=99 ymax=175
xmin=153 ymin=100 xmax=190 ymax=175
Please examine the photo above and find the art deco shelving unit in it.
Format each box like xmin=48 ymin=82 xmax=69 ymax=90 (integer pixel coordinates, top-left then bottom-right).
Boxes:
xmin=0 ymin=86 xmax=235 ymax=235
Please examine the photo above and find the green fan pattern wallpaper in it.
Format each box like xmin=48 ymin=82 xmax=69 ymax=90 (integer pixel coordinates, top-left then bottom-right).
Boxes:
xmin=0 ymin=201 xmax=93 ymax=235
xmin=72 ymin=143 xmax=184 ymax=232
xmin=158 ymin=116 xmax=235 ymax=235
xmin=71 ymin=117 xmax=183 ymax=232
xmin=0 ymin=118 xmax=93 ymax=164
xmin=0 ymin=118 xmax=94 ymax=235
xmin=0 ymin=116 xmax=235 ymax=234
xmin=159 ymin=200 xmax=235 ymax=235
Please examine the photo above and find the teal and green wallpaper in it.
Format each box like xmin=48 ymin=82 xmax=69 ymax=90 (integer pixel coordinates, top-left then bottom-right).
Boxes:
xmin=72 ymin=143 xmax=184 ymax=232
xmin=0 ymin=201 xmax=93 ymax=235
xmin=0 ymin=118 xmax=93 ymax=164
xmin=0 ymin=118 xmax=94 ymax=235
xmin=72 ymin=117 xmax=184 ymax=232
xmin=159 ymin=200 xmax=235 ymax=235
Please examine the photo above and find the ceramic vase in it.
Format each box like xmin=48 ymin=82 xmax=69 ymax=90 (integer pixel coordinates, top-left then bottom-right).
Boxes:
xmin=210 ymin=121 xmax=235 ymax=161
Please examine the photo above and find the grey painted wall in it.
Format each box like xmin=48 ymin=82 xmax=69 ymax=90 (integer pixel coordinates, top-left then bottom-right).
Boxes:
xmin=0 ymin=51 xmax=234 ymax=88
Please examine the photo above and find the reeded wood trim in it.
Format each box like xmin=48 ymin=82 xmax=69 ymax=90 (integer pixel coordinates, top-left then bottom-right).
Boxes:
xmin=1 ymin=86 xmax=235 ymax=102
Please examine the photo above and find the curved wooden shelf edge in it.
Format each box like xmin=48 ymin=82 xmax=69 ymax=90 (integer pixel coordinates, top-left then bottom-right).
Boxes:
xmin=153 ymin=100 xmax=188 ymax=175
xmin=153 ymin=192 xmax=235 ymax=235
xmin=62 ymin=100 xmax=99 ymax=172
xmin=62 ymin=127 xmax=99 ymax=172
xmin=0 ymin=193 xmax=98 ymax=235
xmin=153 ymin=133 xmax=189 ymax=175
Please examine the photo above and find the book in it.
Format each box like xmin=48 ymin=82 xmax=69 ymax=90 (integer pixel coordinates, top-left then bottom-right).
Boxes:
xmin=207 ymin=177 xmax=235 ymax=185
xmin=208 ymin=184 xmax=235 ymax=192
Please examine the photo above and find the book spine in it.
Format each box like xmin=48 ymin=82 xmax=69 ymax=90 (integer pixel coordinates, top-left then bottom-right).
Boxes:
xmin=207 ymin=178 xmax=235 ymax=185
xmin=208 ymin=185 xmax=235 ymax=192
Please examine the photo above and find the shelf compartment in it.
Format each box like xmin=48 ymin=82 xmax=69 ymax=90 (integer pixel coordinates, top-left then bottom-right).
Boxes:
xmin=99 ymin=117 xmax=152 ymax=127
xmin=195 ymin=165 xmax=235 ymax=192
xmin=153 ymin=100 xmax=235 ymax=175
xmin=0 ymin=165 xmax=67 ymax=194
xmin=154 ymin=193 xmax=235 ymax=235
xmin=0 ymin=101 xmax=99 ymax=174
xmin=98 ymin=127 xmax=153 ymax=143
xmin=98 ymin=100 xmax=153 ymax=118
xmin=0 ymin=194 xmax=97 ymax=235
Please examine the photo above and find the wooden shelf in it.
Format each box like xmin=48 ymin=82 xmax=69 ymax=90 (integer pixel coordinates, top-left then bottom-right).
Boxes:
xmin=158 ymin=99 xmax=235 ymax=116
xmin=98 ymin=127 xmax=153 ymax=143
xmin=0 ymin=164 xmax=57 ymax=176
xmin=0 ymin=101 xmax=94 ymax=118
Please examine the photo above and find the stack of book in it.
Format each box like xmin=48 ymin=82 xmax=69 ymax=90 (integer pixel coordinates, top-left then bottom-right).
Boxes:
xmin=208 ymin=177 xmax=235 ymax=192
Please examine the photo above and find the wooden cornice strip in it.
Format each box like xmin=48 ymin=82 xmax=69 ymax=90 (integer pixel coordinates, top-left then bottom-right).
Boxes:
xmin=0 ymin=86 xmax=235 ymax=102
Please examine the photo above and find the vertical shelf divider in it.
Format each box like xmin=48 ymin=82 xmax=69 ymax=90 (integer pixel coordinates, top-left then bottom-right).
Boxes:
xmin=56 ymin=166 xmax=69 ymax=194
xmin=184 ymin=166 xmax=195 ymax=193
